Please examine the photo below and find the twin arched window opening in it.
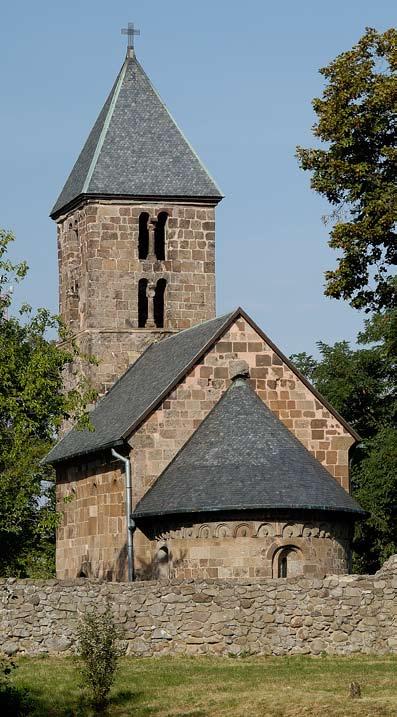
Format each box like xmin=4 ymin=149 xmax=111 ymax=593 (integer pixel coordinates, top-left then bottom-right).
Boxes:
xmin=138 ymin=212 xmax=168 ymax=260
xmin=138 ymin=277 xmax=167 ymax=329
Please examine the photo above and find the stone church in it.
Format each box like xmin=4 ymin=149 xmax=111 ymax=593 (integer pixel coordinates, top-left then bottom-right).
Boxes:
xmin=45 ymin=32 xmax=364 ymax=582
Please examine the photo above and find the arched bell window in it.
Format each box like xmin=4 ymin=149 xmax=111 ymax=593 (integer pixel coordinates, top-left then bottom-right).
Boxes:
xmin=153 ymin=278 xmax=167 ymax=328
xmin=154 ymin=212 xmax=168 ymax=261
xmin=138 ymin=212 xmax=149 ymax=260
xmin=138 ymin=278 xmax=148 ymax=327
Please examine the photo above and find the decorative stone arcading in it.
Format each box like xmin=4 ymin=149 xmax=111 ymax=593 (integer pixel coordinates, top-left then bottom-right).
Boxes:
xmin=151 ymin=519 xmax=349 ymax=541
xmin=144 ymin=516 xmax=350 ymax=580
xmin=1 ymin=557 xmax=397 ymax=657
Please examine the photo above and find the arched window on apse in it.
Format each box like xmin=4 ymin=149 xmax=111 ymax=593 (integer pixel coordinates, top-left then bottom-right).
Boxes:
xmin=154 ymin=212 xmax=168 ymax=260
xmin=277 ymin=546 xmax=302 ymax=578
xmin=153 ymin=278 xmax=167 ymax=328
xmin=156 ymin=545 xmax=169 ymax=579
xmin=138 ymin=212 xmax=149 ymax=259
xmin=138 ymin=278 xmax=148 ymax=328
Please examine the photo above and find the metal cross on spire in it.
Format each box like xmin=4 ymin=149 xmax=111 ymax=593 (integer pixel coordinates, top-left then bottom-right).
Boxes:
xmin=121 ymin=22 xmax=140 ymax=50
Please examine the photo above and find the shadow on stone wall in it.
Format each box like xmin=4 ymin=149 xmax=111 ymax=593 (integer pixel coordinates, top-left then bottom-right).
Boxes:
xmin=135 ymin=548 xmax=187 ymax=581
xmin=77 ymin=544 xmax=128 ymax=581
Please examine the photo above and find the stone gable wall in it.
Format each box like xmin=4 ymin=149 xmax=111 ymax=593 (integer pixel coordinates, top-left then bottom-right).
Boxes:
xmin=57 ymin=200 xmax=216 ymax=393
xmin=56 ymin=316 xmax=356 ymax=580
xmin=2 ymin=557 xmax=397 ymax=657
xmin=133 ymin=317 xmax=354 ymax=502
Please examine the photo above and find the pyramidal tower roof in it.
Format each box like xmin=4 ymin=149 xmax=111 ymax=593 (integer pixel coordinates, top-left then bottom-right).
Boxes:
xmin=51 ymin=46 xmax=222 ymax=218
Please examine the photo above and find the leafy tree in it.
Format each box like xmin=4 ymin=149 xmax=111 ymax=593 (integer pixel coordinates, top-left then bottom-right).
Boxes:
xmin=353 ymin=427 xmax=397 ymax=573
xmin=0 ymin=229 xmax=95 ymax=577
xmin=291 ymin=307 xmax=397 ymax=572
xmin=296 ymin=27 xmax=397 ymax=312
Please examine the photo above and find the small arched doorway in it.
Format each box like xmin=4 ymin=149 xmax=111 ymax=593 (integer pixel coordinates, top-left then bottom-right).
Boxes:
xmin=275 ymin=546 xmax=303 ymax=578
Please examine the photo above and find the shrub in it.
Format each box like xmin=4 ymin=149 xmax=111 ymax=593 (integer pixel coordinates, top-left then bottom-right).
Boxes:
xmin=0 ymin=654 xmax=32 ymax=716
xmin=76 ymin=605 xmax=124 ymax=712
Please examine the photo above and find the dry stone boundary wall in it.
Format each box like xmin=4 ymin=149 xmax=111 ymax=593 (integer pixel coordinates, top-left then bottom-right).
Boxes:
xmin=2 ymin=556 xmax=397 ymax=657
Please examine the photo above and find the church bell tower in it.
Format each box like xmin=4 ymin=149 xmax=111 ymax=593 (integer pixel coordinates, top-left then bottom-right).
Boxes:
xmin=51 ymin=25 xmax=222 ymax=393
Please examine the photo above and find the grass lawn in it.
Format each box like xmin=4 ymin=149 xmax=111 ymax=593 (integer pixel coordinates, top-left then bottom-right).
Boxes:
xmin=10 ymin=654 xmax=397 ymax=716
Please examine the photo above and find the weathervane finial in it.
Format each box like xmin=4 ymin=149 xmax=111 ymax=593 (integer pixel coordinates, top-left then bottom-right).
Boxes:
xmin=121 ymin=22 xmax=140 ymax=53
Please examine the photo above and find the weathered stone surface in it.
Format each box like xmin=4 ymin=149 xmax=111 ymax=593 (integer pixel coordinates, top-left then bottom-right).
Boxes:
xmin=152 ymin=628 xmax=172 ymax=641
xmin=2 ymin=642 xmax=19 ymax=656
xmin=56 ymin=314 xmax=355 ymax=583
xmin=1 ymin=555 xmax=397 ymax=657
xmin=57 ymin=202 xmax=217 ymax=396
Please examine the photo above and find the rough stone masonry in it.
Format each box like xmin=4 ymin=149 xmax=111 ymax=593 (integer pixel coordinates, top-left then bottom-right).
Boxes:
xmin=2 ymin=555 xmax=397 ymax=657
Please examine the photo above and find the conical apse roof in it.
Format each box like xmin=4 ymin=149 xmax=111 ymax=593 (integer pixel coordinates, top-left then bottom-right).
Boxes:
xmin=134 ymin=378 xmax=364 ymax=519
xmin=51 ymin=50 xmax=222 ymax=218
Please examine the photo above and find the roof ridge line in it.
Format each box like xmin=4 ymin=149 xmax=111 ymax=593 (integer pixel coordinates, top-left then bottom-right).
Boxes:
xmin=82 ymin=59 xmax=128 ymax=194
xmin=134 ymin=57 xmax=223 ymax=197
xmin=121 ymin=309 xmax=240 ymax=439
xmin=89 ymin=312 xmax=234 ymax=401
xmin=45 ymin=312 xmax=239 ymax=464
xmin=236 ymin=307 xmax=361 ymax=443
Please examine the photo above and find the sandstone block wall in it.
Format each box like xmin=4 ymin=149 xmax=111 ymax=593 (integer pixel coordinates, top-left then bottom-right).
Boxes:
xmin=57 ymin=200 xmax=216 ymax=393
xmin=56 ymin=461 xmax=126 ymax=581
xmin=146 ymin=515 xmax=351 ymax=581
xmin=131 ymin=316 xmax=355 ymax=576
xmin=133 ymin=317 xmax=354 ymax=499
xmin=56 ymin=315 xmax=356 ymax=580
xmin=2 ymin=557 xmax=397 ymax=657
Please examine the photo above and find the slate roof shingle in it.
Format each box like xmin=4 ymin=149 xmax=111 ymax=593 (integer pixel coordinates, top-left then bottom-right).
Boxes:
xmin=44 ymin=308 xmax=360 ymax=465
xmin=51 ymin=52 xmax=222 ymax=217
xmin=134 ymin=378 xmax=364 ymax=518
xmin=44 ymin=312 xmax=235 ymax=465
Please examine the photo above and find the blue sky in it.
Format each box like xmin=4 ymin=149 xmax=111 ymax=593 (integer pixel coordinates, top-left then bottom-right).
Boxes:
xmin=0 ymin=1 xmax=394 ymax=356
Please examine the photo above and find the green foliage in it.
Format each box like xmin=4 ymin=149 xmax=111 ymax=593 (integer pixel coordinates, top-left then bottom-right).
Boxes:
xmin=291 ymin=308 xmax=397 ymax=572
xmin=296 ymin=27 xmax=397 ymax=312
xmin=353 ymin=427 xmax=397 ymax=573
xmin=0 ymin=230 xmax=96 ymax=577
xmin=0 ymin=654 xmax=31 ymax=716
xmin=291 ymin=307 xmax=396 ymax=436
xmin=77 ymin=606 xmax=124 ymax=712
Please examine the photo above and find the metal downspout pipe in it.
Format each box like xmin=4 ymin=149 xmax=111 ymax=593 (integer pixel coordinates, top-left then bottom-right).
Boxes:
xmin=111 ymin=448 xmax=135 ymax=581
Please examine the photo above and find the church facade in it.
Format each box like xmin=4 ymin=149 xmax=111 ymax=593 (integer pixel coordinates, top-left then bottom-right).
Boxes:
xmin=45 ymin=35 xmax=364 ymax=582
